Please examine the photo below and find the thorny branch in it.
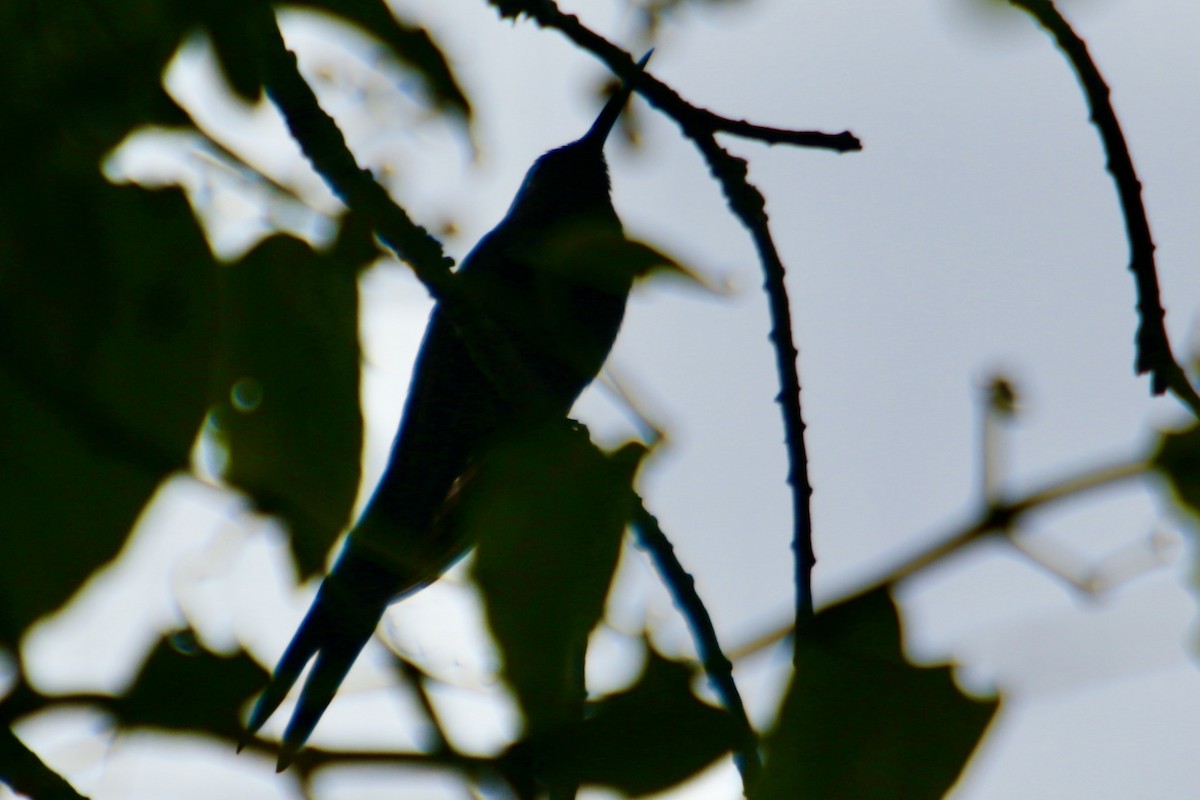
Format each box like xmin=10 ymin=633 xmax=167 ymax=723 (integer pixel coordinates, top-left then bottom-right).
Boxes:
xmin=1009 ymin=0 xmax=1200 ymax=415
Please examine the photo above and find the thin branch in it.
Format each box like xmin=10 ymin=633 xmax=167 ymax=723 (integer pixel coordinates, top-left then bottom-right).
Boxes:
xmin=488 ymin=1 xmax=861 ymax=153
xmin=837 ymin=456 xmax=1147 ymax=605
xmin=188 ymin=129 xmax=328 ymax=220
xmin=389 ymin=654 xmax=451 ymax=756
xmin=980 ymin=374 xmax=1019 ymax=503
xmin=630 ymin=501 xmax=761 ymax=791
xmin=259 ymin=740 xmax=496 ymax=781
xmin=1008 ymin=0 xmax=1200 ymax=415
xmin=1017 ymin=523 xmax=1180 ymax=595
xmin=250 ymin=7 xmax=450 ymax=278
xmin=1 ymin=680 xmax=497 ymax=789
xmin=695 ymin=134 xmax=818 ymax=634
xmin=703 ymin=115 xmax=861 ymax=152
xmin=0 ymin=726 xmax=90 ymax=800
xmin=726 ymin=619 xmax=792 ymax=663
xmin=1088 ymin=527 xmax=1181 ymax=590
xmin=727 ymin=455 xmax=1150 ymax=656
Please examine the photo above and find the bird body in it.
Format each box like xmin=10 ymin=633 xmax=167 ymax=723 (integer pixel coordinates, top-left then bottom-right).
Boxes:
xmin=246 ymin=53 xmax=651 ymax=769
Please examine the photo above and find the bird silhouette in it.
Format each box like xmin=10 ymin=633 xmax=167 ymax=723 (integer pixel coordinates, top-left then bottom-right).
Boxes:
xmin=245 ymin=51 xmax=652 ymax=770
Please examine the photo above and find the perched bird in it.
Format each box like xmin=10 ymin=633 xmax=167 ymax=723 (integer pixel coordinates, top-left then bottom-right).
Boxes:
xmin=246 ymin=51 xmax=653 ymax=769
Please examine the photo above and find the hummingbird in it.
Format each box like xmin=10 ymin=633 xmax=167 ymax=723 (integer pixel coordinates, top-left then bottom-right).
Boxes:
xmin=245 ymin=51 xmax=653 ymax=770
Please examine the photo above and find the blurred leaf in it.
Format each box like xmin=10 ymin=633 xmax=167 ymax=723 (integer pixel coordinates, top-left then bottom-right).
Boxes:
xmin=115 ymin=632 xmax=266 ymax=739
xmin=1151 ymin=426 xmax=1200 ymax=614
xmin=293 ymin=0 xmax=471 ymax=122
xmin=1152 ymin=423 xmax=1200 ymax=520
xmin=533 ymin=225 xmax=704 ymax=294
xmin=193 ymin=0 xmax=474 ymax=120
xmin=502 ymin=647 xmax=740 ymax=797
xmin=469 ymin=424 xmax=643 ymax=735
xmin=0 ymin=2 xmax=217 ymax=645
xmin=201 ymin=0 xmax=271 ymax=102
xmin=0 ymin=2 xmax=191 ymax=161
xmin=758 ymin=589 xmax=998 ymax=799
xmin=487 ymin=1 xmax=529 ymax=22
xmin=212 ymin=221 xmax=370 ymax=579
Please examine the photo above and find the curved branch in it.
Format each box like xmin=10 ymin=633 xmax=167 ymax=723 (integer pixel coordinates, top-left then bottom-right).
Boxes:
xmin=689 ymin=133 xmax=817 ymax=633
xmin=1009 ymin=0 xmax=1200 ymax=414
xmin=630 ymin=500 xmax=762 ymax=789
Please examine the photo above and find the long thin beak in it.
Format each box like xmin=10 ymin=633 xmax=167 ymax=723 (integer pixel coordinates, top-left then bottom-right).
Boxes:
xmin=580 ymin=49 xmax=653 ymax=150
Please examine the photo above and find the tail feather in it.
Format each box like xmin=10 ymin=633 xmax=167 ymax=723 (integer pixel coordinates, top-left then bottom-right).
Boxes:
xmin=274 ymin=622 xmax=375 ymax=770
xmin=244 ymin=601 xmax=328 ymax=740
xmin=245 ymin=549 xmax=392 ymax=769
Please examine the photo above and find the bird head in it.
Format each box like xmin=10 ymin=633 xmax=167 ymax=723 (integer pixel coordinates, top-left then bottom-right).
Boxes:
xmin=502 ymin=50 xmax=652 ymax=227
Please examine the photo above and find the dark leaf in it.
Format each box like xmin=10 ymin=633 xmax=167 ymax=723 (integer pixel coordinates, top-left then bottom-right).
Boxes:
xmin=0 ymin=2 xmax=218 ymax=645
xmin=1152 ymin=423 xmax=1200 ymax=520
xmin=1152 ymin=425 xmax=1200 ymax=624
xmin=487 ymin=1 xmax=528 ymax=23
xmin=758 ymin=588 xmax=999 ymax=800
xmin=469 ymin=424 xmax=643 ymax=734
xmin=532 ymin=224 xmax=700 ymax=294
xmin=202 ymin=0 xmax=271 ymax=102
xmin=212 ymin=226 xmax=368 ymax=578
xmin=115 ymin=632 xmax=266 ymax=739
xmin=503 ymin=647 xmax=740 ymax=797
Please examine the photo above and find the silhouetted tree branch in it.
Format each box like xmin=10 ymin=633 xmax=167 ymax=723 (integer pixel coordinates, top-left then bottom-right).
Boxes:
xmin=631 ymin=500 xmax=761 ymax=789
xmin=1010 ymin=0 xmax=1200 ymax=415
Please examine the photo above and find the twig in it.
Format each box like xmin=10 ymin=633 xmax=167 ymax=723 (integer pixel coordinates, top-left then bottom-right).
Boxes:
xmin=250 ymin=7 xmax=450 ymax=277
xmin=187 ymin=125 xmax=325 ymax=216
xmin=980 ymin=374 xmax=1019 ymax=502
xmin=390 ymin=654 xmax=451 ymax=755
xmin=726 ymin=619 xmax=792 ymax=663
xmin=690 ymin=133 xmax=818 ymax=635
xmin=702 ymin=115 xmax=860 ymax=152
xmin=630 ymin=501 xmax=761 ymax=791
xmin=490 ymin=1 xmax=859 ymax=153
xmin=598 ymin=368 xmax=666 ymax=448
xmin=225 ymin=735 xmax=496 ymax=781
xmin=0 ymin=726 xmax=89 ymax=800
xmin=1008 ymin=0 xmax=1200 ymax=415
xmin=726 ymin=456 xmax=1150 ymax=655
xmin=835 ymin=456 xmax=1147 ymax=605
xmin=1013 ymin=524 xmax=1180 ymax=595
xmin=0 ymin=676 xmax=497 ymax=787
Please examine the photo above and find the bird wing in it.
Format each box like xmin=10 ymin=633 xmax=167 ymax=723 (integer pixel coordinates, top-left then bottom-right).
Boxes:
xmin=245 ymin=293 xmax=501 ymax=768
